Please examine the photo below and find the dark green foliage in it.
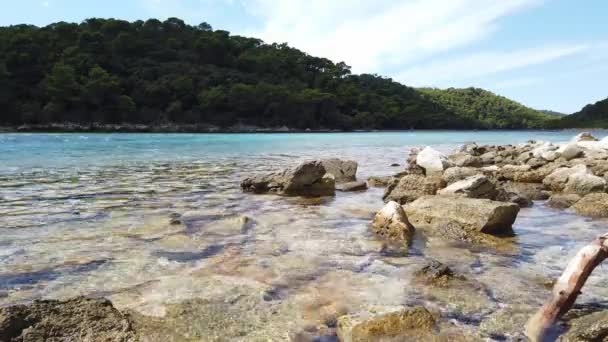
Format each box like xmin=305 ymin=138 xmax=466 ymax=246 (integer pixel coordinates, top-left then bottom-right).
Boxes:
xmin=0 ymin=18 xmax=557 ymax=129
xmin=418 ymin=87 xmax=554 ymax=129
xmin=558 ymin=98 xmax=608 ymax=128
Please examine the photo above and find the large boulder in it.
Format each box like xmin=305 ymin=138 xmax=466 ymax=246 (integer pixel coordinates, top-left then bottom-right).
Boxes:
xmin=405 ymin=195 xmax=519 ymax=236
xmin=546 ymin=193 xmax=581 ymax=209
xmin=0 ymin=297 xmax=136 ymax=342
xmin=371 ymin=201 xmax=414 ymax=241
xmin=241 ymin=160 xmax=335 ymax=197
xmin=560 ymin=143 xmax=584 ymax=161
xmin=383 ymin=175 xmax=446 ymax=204
xmin=442 ymin=167 xmax=480 ymax=184
xmin=563 ymin=170 xmax=606 ymax=195
xmin=500 ymin=182 xmax=550 ymax=201
xmin=437 ymin=175 xmax=498 ymax=199
xmin=573 ymin=193 xmax=608 ymax=217
xmin=416 ymin=147 xmax=452 ymax=174
xmin=321 ymin=158 xmax=358 ymax=183
xmin=542 ymin=164 xmax=587 ymax=192
xmin=337 ymin=306 xmax=436 ymax=342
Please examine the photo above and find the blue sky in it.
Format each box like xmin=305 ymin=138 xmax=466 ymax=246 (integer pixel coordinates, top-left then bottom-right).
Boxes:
xmin=1 ymin=0 xmax=606 ymax=113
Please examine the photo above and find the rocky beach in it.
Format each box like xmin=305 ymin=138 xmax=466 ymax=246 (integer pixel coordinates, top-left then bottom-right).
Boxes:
xmin=2 ymin=132 xmax=608 ymax=341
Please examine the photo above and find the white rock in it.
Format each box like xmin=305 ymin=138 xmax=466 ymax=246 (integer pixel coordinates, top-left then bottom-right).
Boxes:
xmin=531 ymin=142 xmax=557 ymax=158
xmin=416 ymin=147 xmax=452 ymax=174
xmin=371 ymin=201 xmax=414 ymax=241
xmin=438 ymin=175 xmax=497 ymax=199
xmin=560 ymin=143 xmax=583 ymax=161
xmin=541 ymin=151 xmax=560 ymax=161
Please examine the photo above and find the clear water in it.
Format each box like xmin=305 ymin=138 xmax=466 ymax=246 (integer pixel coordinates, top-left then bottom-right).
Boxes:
xmin=1 ymin=131 xmax=608 ymax=340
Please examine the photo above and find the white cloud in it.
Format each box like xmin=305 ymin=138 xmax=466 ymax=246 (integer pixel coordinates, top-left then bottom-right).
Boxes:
xmin=244 ymin=0 xmax=544 ymax=73
xmin=42 ymin=1 xmax=50 ymax=7
xmin=398 ymin=43 xmax=589 ymax=86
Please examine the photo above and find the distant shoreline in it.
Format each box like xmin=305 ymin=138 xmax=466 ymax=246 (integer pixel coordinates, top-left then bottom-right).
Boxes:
xmin=0 ymin=123 xmax=599 ymax=134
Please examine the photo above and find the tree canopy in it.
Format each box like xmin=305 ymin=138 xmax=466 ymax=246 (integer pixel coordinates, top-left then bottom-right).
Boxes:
xmin=0 ymin=18 xmax=576 ymax=130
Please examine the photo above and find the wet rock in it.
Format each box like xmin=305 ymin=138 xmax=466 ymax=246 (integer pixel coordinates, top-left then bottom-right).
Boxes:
xmin=416 ymin=147 xmax=452 ymax=174
xmin=442 ymin=167 xmax=480 ymax=185
xmin=563 ymin=170 xmax=606 ymax=195
xmin=449 ymin=152 xmax=482 ymax=167
xmin=495 ymin=189 xmax=533 ymax=208
xmin=321 ymin=158 xmax=358 ymax=183
xmin=337 ymin=181 xmax=368 ymax=192
xmin=204 ymin=215 xmax=252 ymax=236
xmin=438 ymin=175 xmax=498 ymax=199
xmin=337 ymin=306 xmax=436 ymax=342
xmin=366 ymin=176 xmax=394 ymax=188
xmin=561 ymin=310 xmax=608 ymax=341
xmin=543 ymin=164 xmax=587 ymax=192
xmin=414 ymin=260 xmax=464 ymax=287
xmin=371 ymin=201 xmax=414 ymax=242
xmin=241 ymin=160 xmax=335 ymax=197
xmin=572 ymin=132 xmax=599 ymax=142
xmin=383 ymin=175 xmax=446 ymax=204
xmin=547 ymin=193 xmax=581 ymax=209
xmin=405 ymin=195 xmax=520 ymax=236
xmin=573 ymin=193 xmax=608 ymax=217
xmin=0 ymin=297 xmax=136 ymax=342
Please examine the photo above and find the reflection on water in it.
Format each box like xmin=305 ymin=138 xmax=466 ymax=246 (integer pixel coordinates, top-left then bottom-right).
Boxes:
xmin=2 ymin=132 xmax=608 ymax=340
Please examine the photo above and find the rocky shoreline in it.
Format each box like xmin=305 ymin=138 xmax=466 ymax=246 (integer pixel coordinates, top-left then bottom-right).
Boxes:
xmin=4 ymin=132 xmax=608 ymax=341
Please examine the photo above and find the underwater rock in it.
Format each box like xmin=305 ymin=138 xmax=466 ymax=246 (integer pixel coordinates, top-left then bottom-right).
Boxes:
xmin=414 ymin=260 xmax=465 ymax=287
xmin=337 ymin=306 xmax=436 ymax=342
xmin=0 ymin=297 xmax=136 ymax=342
xmin=561 ymin=310 xmax=608 ymax=341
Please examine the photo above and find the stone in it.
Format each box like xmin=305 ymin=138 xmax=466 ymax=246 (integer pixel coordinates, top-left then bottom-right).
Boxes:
xmin=241 ymin=160 xmax=335 ymax=197
xmin=541 ymin=151 xmax=560 ymax=161
xmin=531 ymin=142 xmax=558 ymax=158
xmin=561 ymin=143 xmax=584 ymax=161
xmin=405 ymin=195 xmax=520 ymax=235
xmin=337 ymin=181 xmax=368 ymax=192
xmin=526 ymin=157 xmax=547 ymax=168
xmin=498 ymin=164 xmax=532 ymax=181
xmin=371 ymin=201 xmax=414 ymax=241
xmin=366 ymin=176 xmax=394 ymax=187
xmin=437 ymin=175 xmax=497 ymax=199
xmin=480 ymin=151 xmax=498 ymax=165
xmin=573 ymin=193 xmax=608 ymax=217
xmin=0 ymin=297 xmax=136 ymax=342
xmin=414 ymin=260 xmax=464 ymax=287
xmin=442 ymin=167 xmax=480 ymax=184
xmin=546 ymin=193 xmax=581 ymax=209
xmin=337 ymin=306 xmax=436 ymax=342
xmin=382 ymin=175 xmax=446 ymax=204
xmin=543 ymin=164 xmax=587 ymax=192
xmin=501 ymin=182 xmax=550 ymax=200
xmin=563 ymin=170 xmax=606 ymax=195
xmin=416 ymin=147 xmax=452 ymax=174
xmin=321 ymin=158 xmax=358 ymax=183
xmin=561 ymin=310 xmax=608 ymax=341
xmin=495 ymin=190 xmax=532 ymax=208
xmin=449 ymin=152 xmax=482 ymax=167
xmin=571 ymin=132 xmax=599 ymax=142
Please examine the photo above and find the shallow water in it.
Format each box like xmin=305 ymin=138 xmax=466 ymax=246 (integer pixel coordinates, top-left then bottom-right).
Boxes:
xmin=2 ymin=131 xmax=608 ymax=340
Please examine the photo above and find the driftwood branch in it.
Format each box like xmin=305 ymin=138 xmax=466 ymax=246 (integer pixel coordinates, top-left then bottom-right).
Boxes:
xmin=526 ymin=234 xmax=608 ymax=341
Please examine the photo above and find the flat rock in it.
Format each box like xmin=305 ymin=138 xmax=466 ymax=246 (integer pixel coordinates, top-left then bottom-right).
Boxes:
xmin=405 ymin=195 xmax=520 ymax=236
xmin=383 ymin=175 xmax=446 ymax=204
xmin=573 ymin=193 xmax=608 ymax=217
xmin=371 ymin=201 xmax=414 ymax=241
xmin=337 ymin=181 xmax=368 ymax=192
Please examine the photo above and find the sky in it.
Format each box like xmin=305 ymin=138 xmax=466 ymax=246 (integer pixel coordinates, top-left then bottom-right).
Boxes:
xmin=1 ymin=0 xmax=606 ymax=113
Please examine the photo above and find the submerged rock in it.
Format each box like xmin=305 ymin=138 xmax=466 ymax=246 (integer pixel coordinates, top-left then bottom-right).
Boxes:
xmin=383 ymin=175 xmax=445 ymax=204
xmin=562 ymin=310 xmax=608 ymax=341
xmin=573 ymin=193 xmax=608 ymax=217
xmin=416 ymin=147 xmax=452 ymax=174
xmin=405 ymin=195 xmax=519 ymax=236
xmin=337 ymin=306 xmax=436 ymax=342
xmin=414 ymin=260 xmax=464 ymax=287
xmin=0 ymin=297 xmax=136 ymax=342
xmin=241 ymin=160 xmax=335 ymax=197
xmin=371 ymin=201 xmax=414 ymax=242
xmin=321 ymin=158 xmax=358 ymax=183
xmin=337 ymin=181 xmax=368 ymax=192
xmin=437 ymin=175 xmax=498 ymax=199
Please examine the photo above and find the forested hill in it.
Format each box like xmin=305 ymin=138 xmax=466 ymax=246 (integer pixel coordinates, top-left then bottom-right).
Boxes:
xmin=418 ymin=88 xmax=554 ymax=129
xmin=0 ymin=18 xmax=554 ymax=130
xmin=559 ymin=97 xmax=608 ymax=128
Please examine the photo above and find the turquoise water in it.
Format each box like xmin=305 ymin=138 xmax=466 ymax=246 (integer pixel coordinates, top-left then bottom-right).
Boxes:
xmin=1 ymin=131 xmax=608 ymax=340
